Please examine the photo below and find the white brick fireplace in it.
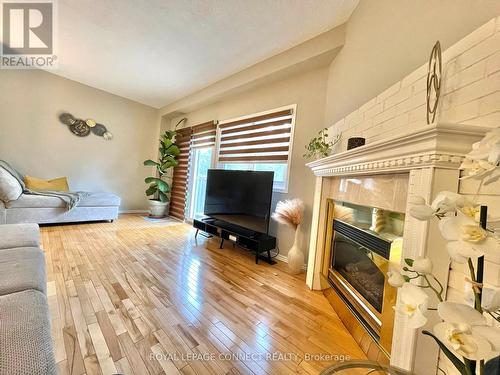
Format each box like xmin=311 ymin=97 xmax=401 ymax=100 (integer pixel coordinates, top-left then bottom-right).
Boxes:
xmin=305 ymin=123 xmax=488 ymax=373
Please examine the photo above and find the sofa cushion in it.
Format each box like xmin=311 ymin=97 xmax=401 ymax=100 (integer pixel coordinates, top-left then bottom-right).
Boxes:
xmin=5 ymin=192 xmax=121 ymax=209
xmin=0 ymin=290 xmax=56 ymax=375
xmin=24 ymin=175 xmax=69 ymax=192
xmin=0 ymin=224 xmax=40 ymax=250
xmin=0 ymin=247 xmax=46 ymax=295
xmin=0 ymin=167 xmax=22 ymax=203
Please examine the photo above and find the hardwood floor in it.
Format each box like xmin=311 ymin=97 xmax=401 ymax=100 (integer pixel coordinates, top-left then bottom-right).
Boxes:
xmin=41 ymin=214 xmax=365 ymax=375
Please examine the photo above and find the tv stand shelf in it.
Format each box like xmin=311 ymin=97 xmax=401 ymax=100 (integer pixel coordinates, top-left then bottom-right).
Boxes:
xmin=193 ymin=217 xmax=277 ymax=264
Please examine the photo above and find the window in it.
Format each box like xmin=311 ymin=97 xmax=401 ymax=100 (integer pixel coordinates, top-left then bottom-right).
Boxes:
xmin=217 ymin=105 xmax=296 ymax=192
xmin=221 ymin=162 xmax=288 ymax=191
xmin=187 ymin=147 xmax=214 ymax=220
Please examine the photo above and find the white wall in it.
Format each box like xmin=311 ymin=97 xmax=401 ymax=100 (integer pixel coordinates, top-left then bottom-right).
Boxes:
xmin=164 ymin=67 xmax=330 ymax=258
xmin=324 ymin=0 xmax=500 ymax=133
xmin=327 ymin=15 xmax=500 ymax=149
xmin=0 ymin=70 xmax=160 ymax=210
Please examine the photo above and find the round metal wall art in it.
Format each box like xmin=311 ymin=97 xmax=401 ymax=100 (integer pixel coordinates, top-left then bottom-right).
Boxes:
xmin=70 ymin=119 xmax=91 ymax=137
xmin=426 ymin=40 xmax=442 ymax=124
xmin=59 ymin=113 xmax=113 ymax=140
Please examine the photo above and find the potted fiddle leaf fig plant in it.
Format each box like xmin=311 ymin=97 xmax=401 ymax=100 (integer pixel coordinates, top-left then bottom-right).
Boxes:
xmin=143 ymin=130 xmax=180 ymax=217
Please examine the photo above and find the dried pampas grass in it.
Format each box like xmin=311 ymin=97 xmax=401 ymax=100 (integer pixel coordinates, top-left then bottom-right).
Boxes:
xmin=272 ymin=199 xmax=305 ymax=230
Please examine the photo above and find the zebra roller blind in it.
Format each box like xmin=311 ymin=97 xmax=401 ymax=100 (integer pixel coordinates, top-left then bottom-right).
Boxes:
xmin=168 ymin=121 xmax=217 ymax=220
xmin=168 ymin=127 xmax=192 ymax=220
xmin=191 ymin=121 xmax=217 ymax=149
xmin=217 ymin=109 xmax=293 ymax=163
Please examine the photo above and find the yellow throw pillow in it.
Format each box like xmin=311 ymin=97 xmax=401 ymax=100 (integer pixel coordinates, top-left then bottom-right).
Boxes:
xmin=24 ymin=175 xmax=69 ymax=192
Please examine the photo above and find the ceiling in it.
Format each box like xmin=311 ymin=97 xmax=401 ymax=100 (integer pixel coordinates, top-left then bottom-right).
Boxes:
xmin=54 ymin=0 xmax=359 ymax=108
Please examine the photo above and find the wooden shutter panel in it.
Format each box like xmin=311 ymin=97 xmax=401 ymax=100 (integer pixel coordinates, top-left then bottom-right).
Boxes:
xmin=169 ymin=127 xmax=192 ymax=220
xmin=218 ymin=109 xmax=293 ymax=163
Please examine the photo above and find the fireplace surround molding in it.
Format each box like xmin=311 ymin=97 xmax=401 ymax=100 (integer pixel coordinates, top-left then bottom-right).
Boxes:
xmin=305 ymin=122 xmax=489 ymax=373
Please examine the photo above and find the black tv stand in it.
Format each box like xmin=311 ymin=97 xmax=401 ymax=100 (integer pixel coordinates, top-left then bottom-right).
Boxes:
xmin=193 ymin=217 xmax=277 ymax=264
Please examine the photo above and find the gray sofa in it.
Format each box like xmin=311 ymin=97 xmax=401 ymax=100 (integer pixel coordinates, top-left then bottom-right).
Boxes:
xmin=0 ymin=223 xmax=56 ymax=374
xmin=0 ymin=161 xmax=121 ymax=224
xmin=0 ymin=191 xmax=121 ymax=224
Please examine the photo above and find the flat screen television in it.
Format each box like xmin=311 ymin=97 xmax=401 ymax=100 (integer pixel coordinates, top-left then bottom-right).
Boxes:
xmin=204 ymin=169 xmax=274 ymax=234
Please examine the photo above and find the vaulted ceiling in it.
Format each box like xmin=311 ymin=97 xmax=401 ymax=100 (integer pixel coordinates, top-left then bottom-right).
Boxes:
xmin=54 ymin=0 xmax=359 ymax=108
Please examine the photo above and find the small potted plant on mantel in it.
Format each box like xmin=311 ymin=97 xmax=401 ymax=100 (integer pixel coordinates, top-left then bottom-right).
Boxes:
xmin=303 ymin=128 xmax=341 ymax=160
xmin=143 ymin=130 xmax=180 ymax=217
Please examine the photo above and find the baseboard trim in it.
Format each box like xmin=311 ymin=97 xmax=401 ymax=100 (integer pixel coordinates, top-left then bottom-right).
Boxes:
xmin=274 ymin=254 xmax=307 ymax=271
xmin=119 ymin=210 xmax=149 ymax=214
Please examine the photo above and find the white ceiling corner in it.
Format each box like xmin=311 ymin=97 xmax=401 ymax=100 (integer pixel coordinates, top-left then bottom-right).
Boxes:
xmin=54 ymin=0 xmax=359 ymax=108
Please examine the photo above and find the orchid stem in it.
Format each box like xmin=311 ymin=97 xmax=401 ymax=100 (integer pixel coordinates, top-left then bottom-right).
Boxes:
xmin=486 ymin=310 xmax=500 ymax=323
xmin=431 ymin=274 xmax=445 ymax=299
xmin=423 ymin=275 xmax=444 ymax=302
xmin=467 ymin=258 xmax=483 ymax=313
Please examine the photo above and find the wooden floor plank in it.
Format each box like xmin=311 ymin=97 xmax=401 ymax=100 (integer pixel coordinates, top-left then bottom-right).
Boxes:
xmin=42 ymin=214 xmax=365 ymax=375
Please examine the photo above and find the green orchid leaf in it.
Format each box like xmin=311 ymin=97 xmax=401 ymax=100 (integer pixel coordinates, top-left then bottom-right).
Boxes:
xmin=422 ymin=331 xmax=467 ymax=374
xmin=463 ymin=359 xmax=476 ymax=375
xmin=484 ymin=356 xmax=500 ymax=374
xmin=405 ymin=258 xmax=414 ymax=267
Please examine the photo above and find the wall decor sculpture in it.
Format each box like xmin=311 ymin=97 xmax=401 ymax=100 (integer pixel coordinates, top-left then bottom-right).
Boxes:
xmin=426 ymin=40 xmax=442 ymax=124
xmin=59 ymin=113 xmax=113 ymax=140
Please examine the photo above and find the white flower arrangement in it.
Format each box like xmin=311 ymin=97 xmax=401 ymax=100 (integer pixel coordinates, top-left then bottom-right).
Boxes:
xmin=390 ymin=127 xmax=500 ymax=375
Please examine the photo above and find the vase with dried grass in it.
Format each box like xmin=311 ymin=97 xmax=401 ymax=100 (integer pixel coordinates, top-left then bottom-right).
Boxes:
xmin=272 ymin=199 xmax=305 ymax=274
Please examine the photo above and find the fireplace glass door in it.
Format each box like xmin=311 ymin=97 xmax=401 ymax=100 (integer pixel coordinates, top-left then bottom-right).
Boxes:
xmin=331 ymin=231 xmax=386 ymax=313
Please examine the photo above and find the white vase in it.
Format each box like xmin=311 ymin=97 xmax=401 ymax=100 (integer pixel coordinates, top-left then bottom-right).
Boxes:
xmin=287 ymin=225 xmax=304 ymax=274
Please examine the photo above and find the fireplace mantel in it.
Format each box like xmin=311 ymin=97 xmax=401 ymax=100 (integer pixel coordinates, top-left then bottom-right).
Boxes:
xmin=306 ymin=123 xmax=488 ymax=177
xmin=304 ymin=122 xmax=489 ymax=373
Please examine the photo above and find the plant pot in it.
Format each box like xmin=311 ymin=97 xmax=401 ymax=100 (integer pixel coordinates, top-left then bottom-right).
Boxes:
xmin=149 ymin=199 xmax=169 ymax=218
xmin=287 ymin=225 xmax=304 ymax=274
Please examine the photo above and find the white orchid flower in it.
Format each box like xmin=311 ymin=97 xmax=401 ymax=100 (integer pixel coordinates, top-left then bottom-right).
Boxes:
xmin=412 ymin=258 xmax=433 ymax=274
xmin=431 ymin=191 xmax=471 ymax=214
xmin=409 ymin=204 xmax=436 ymax=221
xmin=483 ymin=166 xmax=500 ymax=185
xmin=438 ymin=302 xmax=486 ymax=325
xmin=472 ymin=326 xmax=500 ymax=352
xmin=460 ymin=159 xmax=497 ymax=181
xmin=434 ymin=302 xmax=500 ymax=360
xmin=440 ymin=213 xmax=498 ymax=263
xmin=409 ymin=196 xmax=427 ymax=205
xmin=387 ymin=267 xmax=406 ymax=287
xmin=396 ymin=283 xmax=428 ymax=329
xmin=446 ymin=241 xmax=483 ymax=263
xmin=433 ymin=322 xmax=491 ymax=360
xmin=489 ymin=143 xmax=500 ymax=164
xmin=446 ymin=236 xmax=498 ymax=264
xmin=465 ymin=127 xmax=500 ymax=164
xmin=459 ymin=205 xmax=481 ymax=221
xmin=438 ymin=214 xmax=487 ymax=242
